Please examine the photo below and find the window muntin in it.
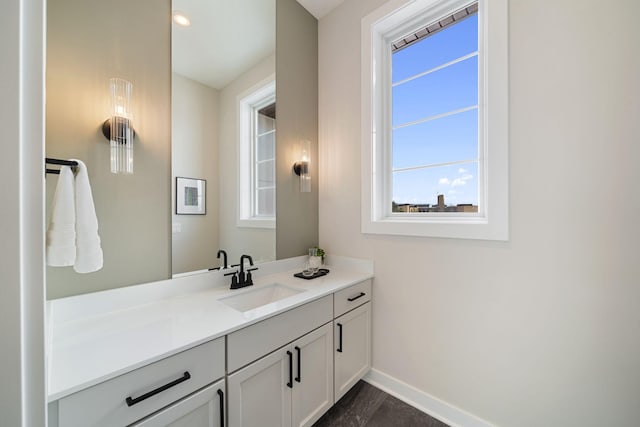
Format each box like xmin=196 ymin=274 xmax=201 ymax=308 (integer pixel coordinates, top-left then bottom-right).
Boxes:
xmin=392 ymin=108 xmax=478 ymax=169
xmin=390 ymin=6 xmax=479 ymax=214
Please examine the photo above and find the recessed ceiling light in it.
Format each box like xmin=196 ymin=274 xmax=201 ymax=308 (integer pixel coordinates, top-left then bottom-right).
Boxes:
xmin=172 ymin=11 xmax=191 ymax=27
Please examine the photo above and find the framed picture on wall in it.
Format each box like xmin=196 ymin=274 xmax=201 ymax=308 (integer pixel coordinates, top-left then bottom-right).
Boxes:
xmin=176 ymin=177 xmax=206 ymax=215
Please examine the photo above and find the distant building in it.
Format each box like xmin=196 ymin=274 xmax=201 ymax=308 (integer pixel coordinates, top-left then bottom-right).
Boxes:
xmin=392 ymin=194 xmax=477 ymax=213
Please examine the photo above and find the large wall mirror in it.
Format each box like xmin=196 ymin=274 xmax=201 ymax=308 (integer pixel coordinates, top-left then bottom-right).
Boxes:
xmin=45 ymin=0 xmax=317 ymax=299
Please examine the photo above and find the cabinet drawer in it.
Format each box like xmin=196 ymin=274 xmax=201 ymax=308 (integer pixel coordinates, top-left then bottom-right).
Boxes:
xmin=334 ymin=280 xmax=372 ymax=318
xmin=132 ymin=379 xmax=225 ymax=427
xmin=227 ymin=295 xmax=333 ymax=373
xmin=58 ymin=337 xmax=224 ymax=427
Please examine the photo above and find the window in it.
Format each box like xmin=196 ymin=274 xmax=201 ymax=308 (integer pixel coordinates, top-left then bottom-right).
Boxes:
xmin=361 ymin=0 xmax=508 ymax=240
xmin=239 ymin=79 xmax=276 ymax=228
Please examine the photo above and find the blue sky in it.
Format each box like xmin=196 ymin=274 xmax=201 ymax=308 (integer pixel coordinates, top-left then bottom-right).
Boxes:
xmin=391 ymin=14 xmax=478 ymax=207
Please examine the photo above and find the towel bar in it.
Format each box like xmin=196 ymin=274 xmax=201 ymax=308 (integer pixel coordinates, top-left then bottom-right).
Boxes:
xmin=45 ymin=158 xmax=78 ymax=175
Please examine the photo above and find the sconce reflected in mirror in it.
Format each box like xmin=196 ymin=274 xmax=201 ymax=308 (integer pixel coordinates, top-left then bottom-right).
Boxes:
xmin=293 ymin=139 xmax=311 ymax=193
xmin=101 ymin=78 xmax=135 ymax=174
xmin=172 ymin=11 xmax=191 ymax=27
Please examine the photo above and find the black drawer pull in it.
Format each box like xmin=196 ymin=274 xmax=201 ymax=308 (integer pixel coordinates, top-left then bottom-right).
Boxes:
xmin=125 ymin=371 xmax=191 ymax=407
xmin=295 ymin=346 xmax=301 ymax=383
xmin=337 ymin=323 xmax=343 ymax=353
xmin=286 ymin=351 xmax=293 ymax=388
xmin=347 ymin=292 xmax=366 ymax=302
xmin=217 ymin=389 xmax=224 ymax=426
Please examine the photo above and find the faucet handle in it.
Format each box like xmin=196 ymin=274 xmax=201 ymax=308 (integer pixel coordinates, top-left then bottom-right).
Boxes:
xmin=246 ymin=270 xmax=255 ymax=286
xmin=225 ymin=270 xmax=240 ymax=289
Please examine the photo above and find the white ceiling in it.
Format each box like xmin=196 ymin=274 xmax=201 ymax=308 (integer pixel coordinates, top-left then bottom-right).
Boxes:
xmin=296 ymin=0 xmax=345 ymax=19
xmin=172 ymin=0 xmax=276 ymax=90
xmin=171 ymin=0 xmax=343 ymax=90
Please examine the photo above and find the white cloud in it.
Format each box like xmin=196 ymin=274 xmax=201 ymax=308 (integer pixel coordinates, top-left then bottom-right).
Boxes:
xmin=452 ymin=178 xmax=466 ymax=187
xmin=460 ymin=173 xmax=473 ymax=181
xmin=458 ymin=168 xmax=468 ymax=174
xmin=438 ymin=177 xmax=450 ymax=185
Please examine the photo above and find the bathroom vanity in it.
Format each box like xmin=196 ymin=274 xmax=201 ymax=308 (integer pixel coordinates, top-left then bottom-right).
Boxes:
xmin=47 ymin=257 xmax=372 ymax=427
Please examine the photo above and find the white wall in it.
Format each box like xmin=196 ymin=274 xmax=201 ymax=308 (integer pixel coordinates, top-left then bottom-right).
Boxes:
xmin=218 ymin=54 xmax=277 ymax=264
xmin=172 ymin=73 xmax=220 ymax=273
xmin=318 ymin=0 xmax=640 ymax=426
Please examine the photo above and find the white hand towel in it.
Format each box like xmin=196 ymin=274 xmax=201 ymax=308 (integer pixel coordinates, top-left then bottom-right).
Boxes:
xmin=46 ymin=166 xmax=76 ymax=266
xmin=72 ymin=159 xmax=103 ymax=273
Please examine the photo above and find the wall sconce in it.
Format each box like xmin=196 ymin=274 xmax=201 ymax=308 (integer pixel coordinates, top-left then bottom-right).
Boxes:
xmin=293 ymin=140 xmax=311 ymax=193
xmin=101 ymin=78 xmax=135 ymax=174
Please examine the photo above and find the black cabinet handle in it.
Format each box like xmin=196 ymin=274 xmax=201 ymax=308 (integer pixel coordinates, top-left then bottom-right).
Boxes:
xmin=337 ymin=323 xmax=343 ymax=353
xmin=347 ymin=292 xmax=366 ymax=302
xmin=217 ymin=389 xmax=224 ymax=426
xmin=125 ymin=371 xmax=191 ymax=407
xmin=295 ymin=346 xmax=301 ymax=383
xmin=286 ymin=350 xmax=293 ymax=388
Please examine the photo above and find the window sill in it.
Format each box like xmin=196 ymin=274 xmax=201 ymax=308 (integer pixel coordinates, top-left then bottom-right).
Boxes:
xmin=362 ymin=215 xmax=507 ymax=241
xmin=237 ymin=218 xmax=276 ymax=229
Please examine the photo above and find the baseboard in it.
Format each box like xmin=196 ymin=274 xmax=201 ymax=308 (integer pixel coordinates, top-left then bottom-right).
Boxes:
xmin=363 ymin=369 xmax=494 ymax=427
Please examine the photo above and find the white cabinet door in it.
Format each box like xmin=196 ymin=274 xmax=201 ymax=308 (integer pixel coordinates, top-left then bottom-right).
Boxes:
xmin=291 ymin=323 xmax=333 ymax=427
xmin=132 ymin=379 xmax=225 ymax=427
xmin=227 ymin=324 xmax=333 ymax=427
xmin=228 ymin=346 xmax=292 ymax=427
xmin=334 ymin=302 xmax=371 ymax=401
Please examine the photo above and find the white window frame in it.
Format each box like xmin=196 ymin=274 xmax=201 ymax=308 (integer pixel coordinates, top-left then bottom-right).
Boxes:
xmin=361 ymin=0 xmax=508 ymax=240
xmin=238 ymin=77 xmax=276 ymax=229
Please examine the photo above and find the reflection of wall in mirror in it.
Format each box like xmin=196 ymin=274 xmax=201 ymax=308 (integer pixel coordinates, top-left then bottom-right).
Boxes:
xmin=45 ymin=0 xmax=171 ymax=299
xmin=171 ymin=74 xmax=219 ymax=274
xmin=276 ymin=0 xmax=319 ymax=259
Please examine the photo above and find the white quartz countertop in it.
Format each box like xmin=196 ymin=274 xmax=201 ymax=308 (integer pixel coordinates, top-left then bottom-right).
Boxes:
xmin=47 ymin=257 xmax=372 ymax=402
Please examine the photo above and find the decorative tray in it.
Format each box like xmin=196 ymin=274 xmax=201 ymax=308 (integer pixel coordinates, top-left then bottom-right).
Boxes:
xmin=294 ymin=268 xmax=330 ymax=280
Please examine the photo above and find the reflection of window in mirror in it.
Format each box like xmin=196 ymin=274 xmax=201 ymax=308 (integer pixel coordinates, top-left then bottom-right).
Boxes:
xmin=238 ymin=79 xmax=276 ymax=228
xmin=256 ymin=102 xmax=276 ymax=217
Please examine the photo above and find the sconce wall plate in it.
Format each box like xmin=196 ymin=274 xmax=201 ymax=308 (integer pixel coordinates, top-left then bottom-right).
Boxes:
xmin=101 ymin=117 xmax=136 ymax=142
xmin=293 ymin=162 xmax=308 ymax=176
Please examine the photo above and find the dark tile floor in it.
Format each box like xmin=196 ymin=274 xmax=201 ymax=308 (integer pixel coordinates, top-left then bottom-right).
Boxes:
xmin=313 ymin=381 xmax=450 ymax=427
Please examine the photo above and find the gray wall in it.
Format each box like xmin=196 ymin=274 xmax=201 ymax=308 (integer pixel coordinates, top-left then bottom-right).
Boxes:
xmin=319 ymin=0 xmax=640 ymax=425
xmin=46 ymin=0 xmax=171 ymax=298
xmin=171 ymin=73 xmax=219 ymax=274
xmin=276 ymin=0 xmax=319 ymax=258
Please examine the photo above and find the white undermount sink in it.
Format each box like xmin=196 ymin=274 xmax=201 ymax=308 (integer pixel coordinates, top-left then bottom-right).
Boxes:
xmin=219 ymin=283 xmax=304 ymax=312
